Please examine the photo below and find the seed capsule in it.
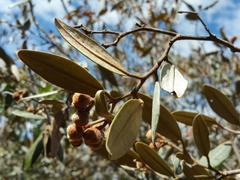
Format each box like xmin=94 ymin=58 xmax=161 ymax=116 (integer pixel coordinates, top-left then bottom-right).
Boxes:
xmin=69 ymin=138 xmax=83 ymax=147
xmin=87 ymin=138 xmax=103 ymax=150
xmin=83 ymin=127 xmax=104 ymax=145
xmin=72 ymin=93 xmax=92 ymax=110
xmin=67 ymin=123 xmax=84 ymax=141
xmin=71 ymin=111 xmax=89 ymax=127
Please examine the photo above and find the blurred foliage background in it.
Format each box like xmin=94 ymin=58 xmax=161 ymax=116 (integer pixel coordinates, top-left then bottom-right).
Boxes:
xmin=0 ymin=0 xmax=240 ymax=179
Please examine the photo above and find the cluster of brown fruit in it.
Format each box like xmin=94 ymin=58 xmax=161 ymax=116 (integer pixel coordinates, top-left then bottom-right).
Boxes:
xmin=67 ymin=93 xmax=104 ymax=150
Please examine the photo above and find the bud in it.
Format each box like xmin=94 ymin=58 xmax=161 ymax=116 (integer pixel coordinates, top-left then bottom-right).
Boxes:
xmin=67 ymin=123 xmax=84 ymax=141
xmin=83 ymin=127 xmax=104 ymax=145
xmin=72 ymin=93 xmax=92 ymax=110
xmin=71 ymin=110 xmax=89 ymax=127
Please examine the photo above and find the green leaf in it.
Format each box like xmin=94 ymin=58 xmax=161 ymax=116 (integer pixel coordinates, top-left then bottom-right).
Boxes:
xmin=18 ymin=50 xmax=103 ymax=95
xmin=151 ymin=82 xmax=160 ymax=144
xmin=172 ymin=111 xmax=217 ymax=126
xmin=182 ymin=161 xmax=211 ymax=178
xmin=54 ymin=18 xmax=128 ymax=76
xmin=94 ymin=90 xmax=114 ymax=119
xmin=138 ymin=93 xmax=182 ymax=141
xmin=23 ymin=132 xmax=43 ymax=170
xmin=160 ymin=63 xmax=188 ymax=98
xmin=135 ymin=142 xmax=174 ymax=177
xmin=193 ymin=114 xmax=210 ymax=156
xmin=93 ymin=140 xmax=142 ymax=167
xmin=106 ymin=99 xmax=143 ymax=160
xmin=199 ymin=141 xmax=232 ymax=168
xmin=12 ymin=110 xmax=45 ymax=120
xmin=203 ymin=85 xmax=240 ymax=125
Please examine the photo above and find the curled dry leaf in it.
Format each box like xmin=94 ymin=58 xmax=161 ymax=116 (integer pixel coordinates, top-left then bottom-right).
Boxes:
xmin=160 ymin=63 xmax=188 ymax=98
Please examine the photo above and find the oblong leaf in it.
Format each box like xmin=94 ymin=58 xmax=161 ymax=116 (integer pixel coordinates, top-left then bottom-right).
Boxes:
xmin=138 ymin=93 xmax=182 ymax=141
xmin=54 ymin=18 xmax=128 ymax=76
xmin=12 ymin=110 xmax=45 ymax=120
xmin=199 ymin=141 xmax=232 ymax=168
xmin=18 ymin=50 xmax=103 ymax=95
xmin=160 ymin=63 xmax=188 ymax=98
xmin=193 ymin=114 xmax=210 ymax=156
xmin=93 ymin=140 xmax=142 ymax=167
xmin=106 ymin=99 xmax=143 ymax=160
xmin=172 ymin=111 xmax=217 ymax=126
xmin=182 ymin=161 xmax=210 ymax=178
xmin=151 ymin=82 xmax=160 ymax=144
xmin=23 ymin=132 xmax=43 ymax=170
xmin=135 ymin=142 xmax=174 ymax=177
xmin=203 ymin=85 xmax=240 ymax=125
xmin=95 ymin=90 xmax=114 ymax=119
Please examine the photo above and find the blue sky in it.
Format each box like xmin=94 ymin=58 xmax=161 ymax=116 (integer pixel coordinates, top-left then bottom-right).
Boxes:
xmin=1 ymin=0 xmax=240 ymax=63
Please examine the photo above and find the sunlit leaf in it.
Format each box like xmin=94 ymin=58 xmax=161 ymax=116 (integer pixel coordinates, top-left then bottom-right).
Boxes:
xmin=106 ymin=99 xmax=143 ymax=160
xmin=199 ymin=141 xmax=232 ymax=168
xmin=151 ymin=82 xmax=160 ymax=145
xmin=193 ymin=114 xmax=210 ymax=156
xmin=172 ymin=111 xmax=217 ymax=126
xmin=203 ymin=85 xmax=240 ymax=125
xmin=12 ymin=110 xmax=45 ymax=120
xmin=18 ymin=50 xmax=103 ymax=95
xmin=160 ymin=63 xmax=188 ymax=98
xmin=54 ymin=18 xmax=128 ymax=76
xmin=95 ymin=90 xmax=114 ymax=119
xmin=23 ymin=132 xmax=43 ymax=170
xmin=135 ymin=142 xmax=174 ymax=177
xmin=21 ymin=90 xmax=60 ymax=101
xmin=138 ymin=93 xmax=182 ymax=141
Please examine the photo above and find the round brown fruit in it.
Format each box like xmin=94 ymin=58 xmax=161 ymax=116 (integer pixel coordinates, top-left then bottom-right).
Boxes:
xmin=72 ymin=93 xmax=92 ymax=110
xmin=67 ymin=123 xmax=84 ymax=141
xmin=83 ymin=127 xmax=104 ymax=145
xmin=71 ymin=111 xmax=89 ymax=127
